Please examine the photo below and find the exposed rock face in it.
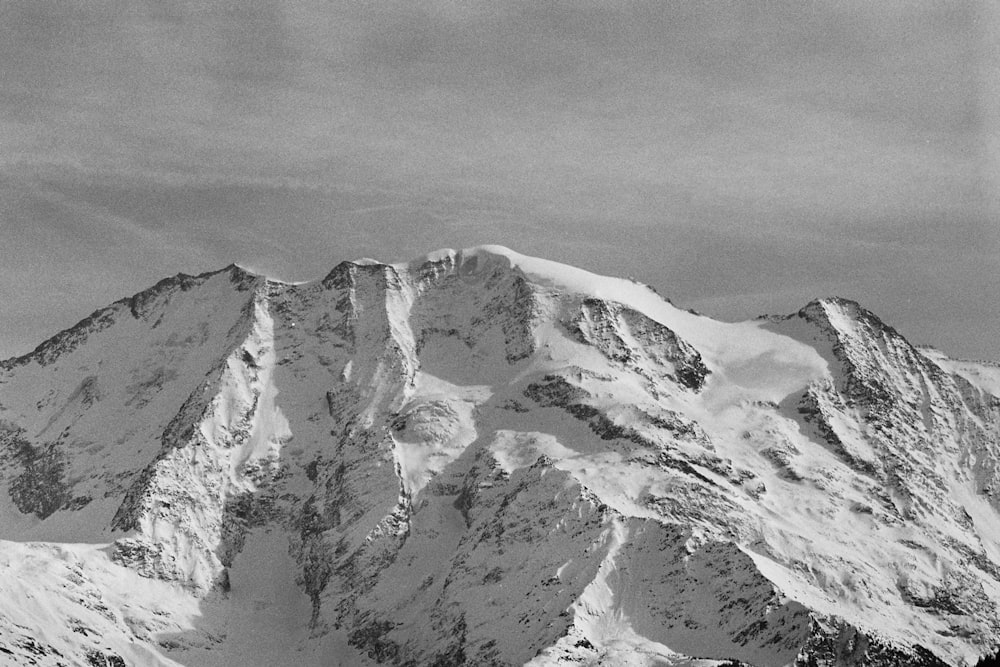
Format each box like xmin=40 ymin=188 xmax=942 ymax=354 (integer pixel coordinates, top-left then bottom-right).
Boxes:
xmin=566 ymin=297 xmax=710 ymax=392
xmin=0 ymin=246 xmax=998 ymax=667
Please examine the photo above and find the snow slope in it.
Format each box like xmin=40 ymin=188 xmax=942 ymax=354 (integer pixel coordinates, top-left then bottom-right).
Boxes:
xmin=0 ymin=246 xmax=997 ymax=666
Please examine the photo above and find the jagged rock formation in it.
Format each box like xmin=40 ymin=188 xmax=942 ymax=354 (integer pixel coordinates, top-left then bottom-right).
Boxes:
xmin=0 ymin=246 xmax=998 ymax=667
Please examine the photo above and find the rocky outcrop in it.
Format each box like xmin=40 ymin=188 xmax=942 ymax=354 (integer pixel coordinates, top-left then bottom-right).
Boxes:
xmin=566 ymin=297 xmax=709 ymax=391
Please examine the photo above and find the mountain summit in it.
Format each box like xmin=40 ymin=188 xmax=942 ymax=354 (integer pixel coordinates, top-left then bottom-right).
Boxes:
xmin=1 ymin=246 xmax=998 ymax=666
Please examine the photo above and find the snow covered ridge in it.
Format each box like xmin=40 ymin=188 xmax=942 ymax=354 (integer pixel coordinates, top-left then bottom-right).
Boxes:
xmin=0 ymin=245 xmax=998 ymax=667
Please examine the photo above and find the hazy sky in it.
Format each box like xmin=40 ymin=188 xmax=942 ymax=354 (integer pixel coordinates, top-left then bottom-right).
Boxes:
xmin=2 ymin=1 xmax=998 ymax=360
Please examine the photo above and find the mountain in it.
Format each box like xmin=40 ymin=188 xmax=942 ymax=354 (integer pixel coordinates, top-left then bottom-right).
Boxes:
xmin=0 ymin=245 xmax=998 ymax=667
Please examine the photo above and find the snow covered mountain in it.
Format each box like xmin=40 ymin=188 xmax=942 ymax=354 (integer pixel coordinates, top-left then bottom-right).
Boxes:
xmin=1 ymin=245 xmax=998 ymax=667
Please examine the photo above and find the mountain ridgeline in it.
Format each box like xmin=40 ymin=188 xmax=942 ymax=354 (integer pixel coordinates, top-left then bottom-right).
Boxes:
xmin=0 ymin=246 xmax=998 ymax=667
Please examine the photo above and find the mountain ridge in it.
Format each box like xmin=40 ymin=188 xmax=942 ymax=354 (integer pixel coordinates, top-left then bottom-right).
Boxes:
xmin=0 ymin=245 xmax=997 ymax=666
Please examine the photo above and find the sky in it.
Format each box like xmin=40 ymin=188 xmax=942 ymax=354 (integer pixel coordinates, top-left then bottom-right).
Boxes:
xmin=1 ymin=0 xmax=998 ymax=360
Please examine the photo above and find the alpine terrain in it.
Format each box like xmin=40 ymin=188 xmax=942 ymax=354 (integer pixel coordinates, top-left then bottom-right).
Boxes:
xmin=1 ymin=245 xmax=999 ymax=667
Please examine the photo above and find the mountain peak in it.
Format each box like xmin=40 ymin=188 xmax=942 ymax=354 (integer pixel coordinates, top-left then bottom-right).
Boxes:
xmin=799 ymin=296 xmax=866 ymax=321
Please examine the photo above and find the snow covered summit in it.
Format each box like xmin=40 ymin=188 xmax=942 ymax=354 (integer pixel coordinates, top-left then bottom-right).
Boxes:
xmin=0 ymin=246 xmax=998 ymax=666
